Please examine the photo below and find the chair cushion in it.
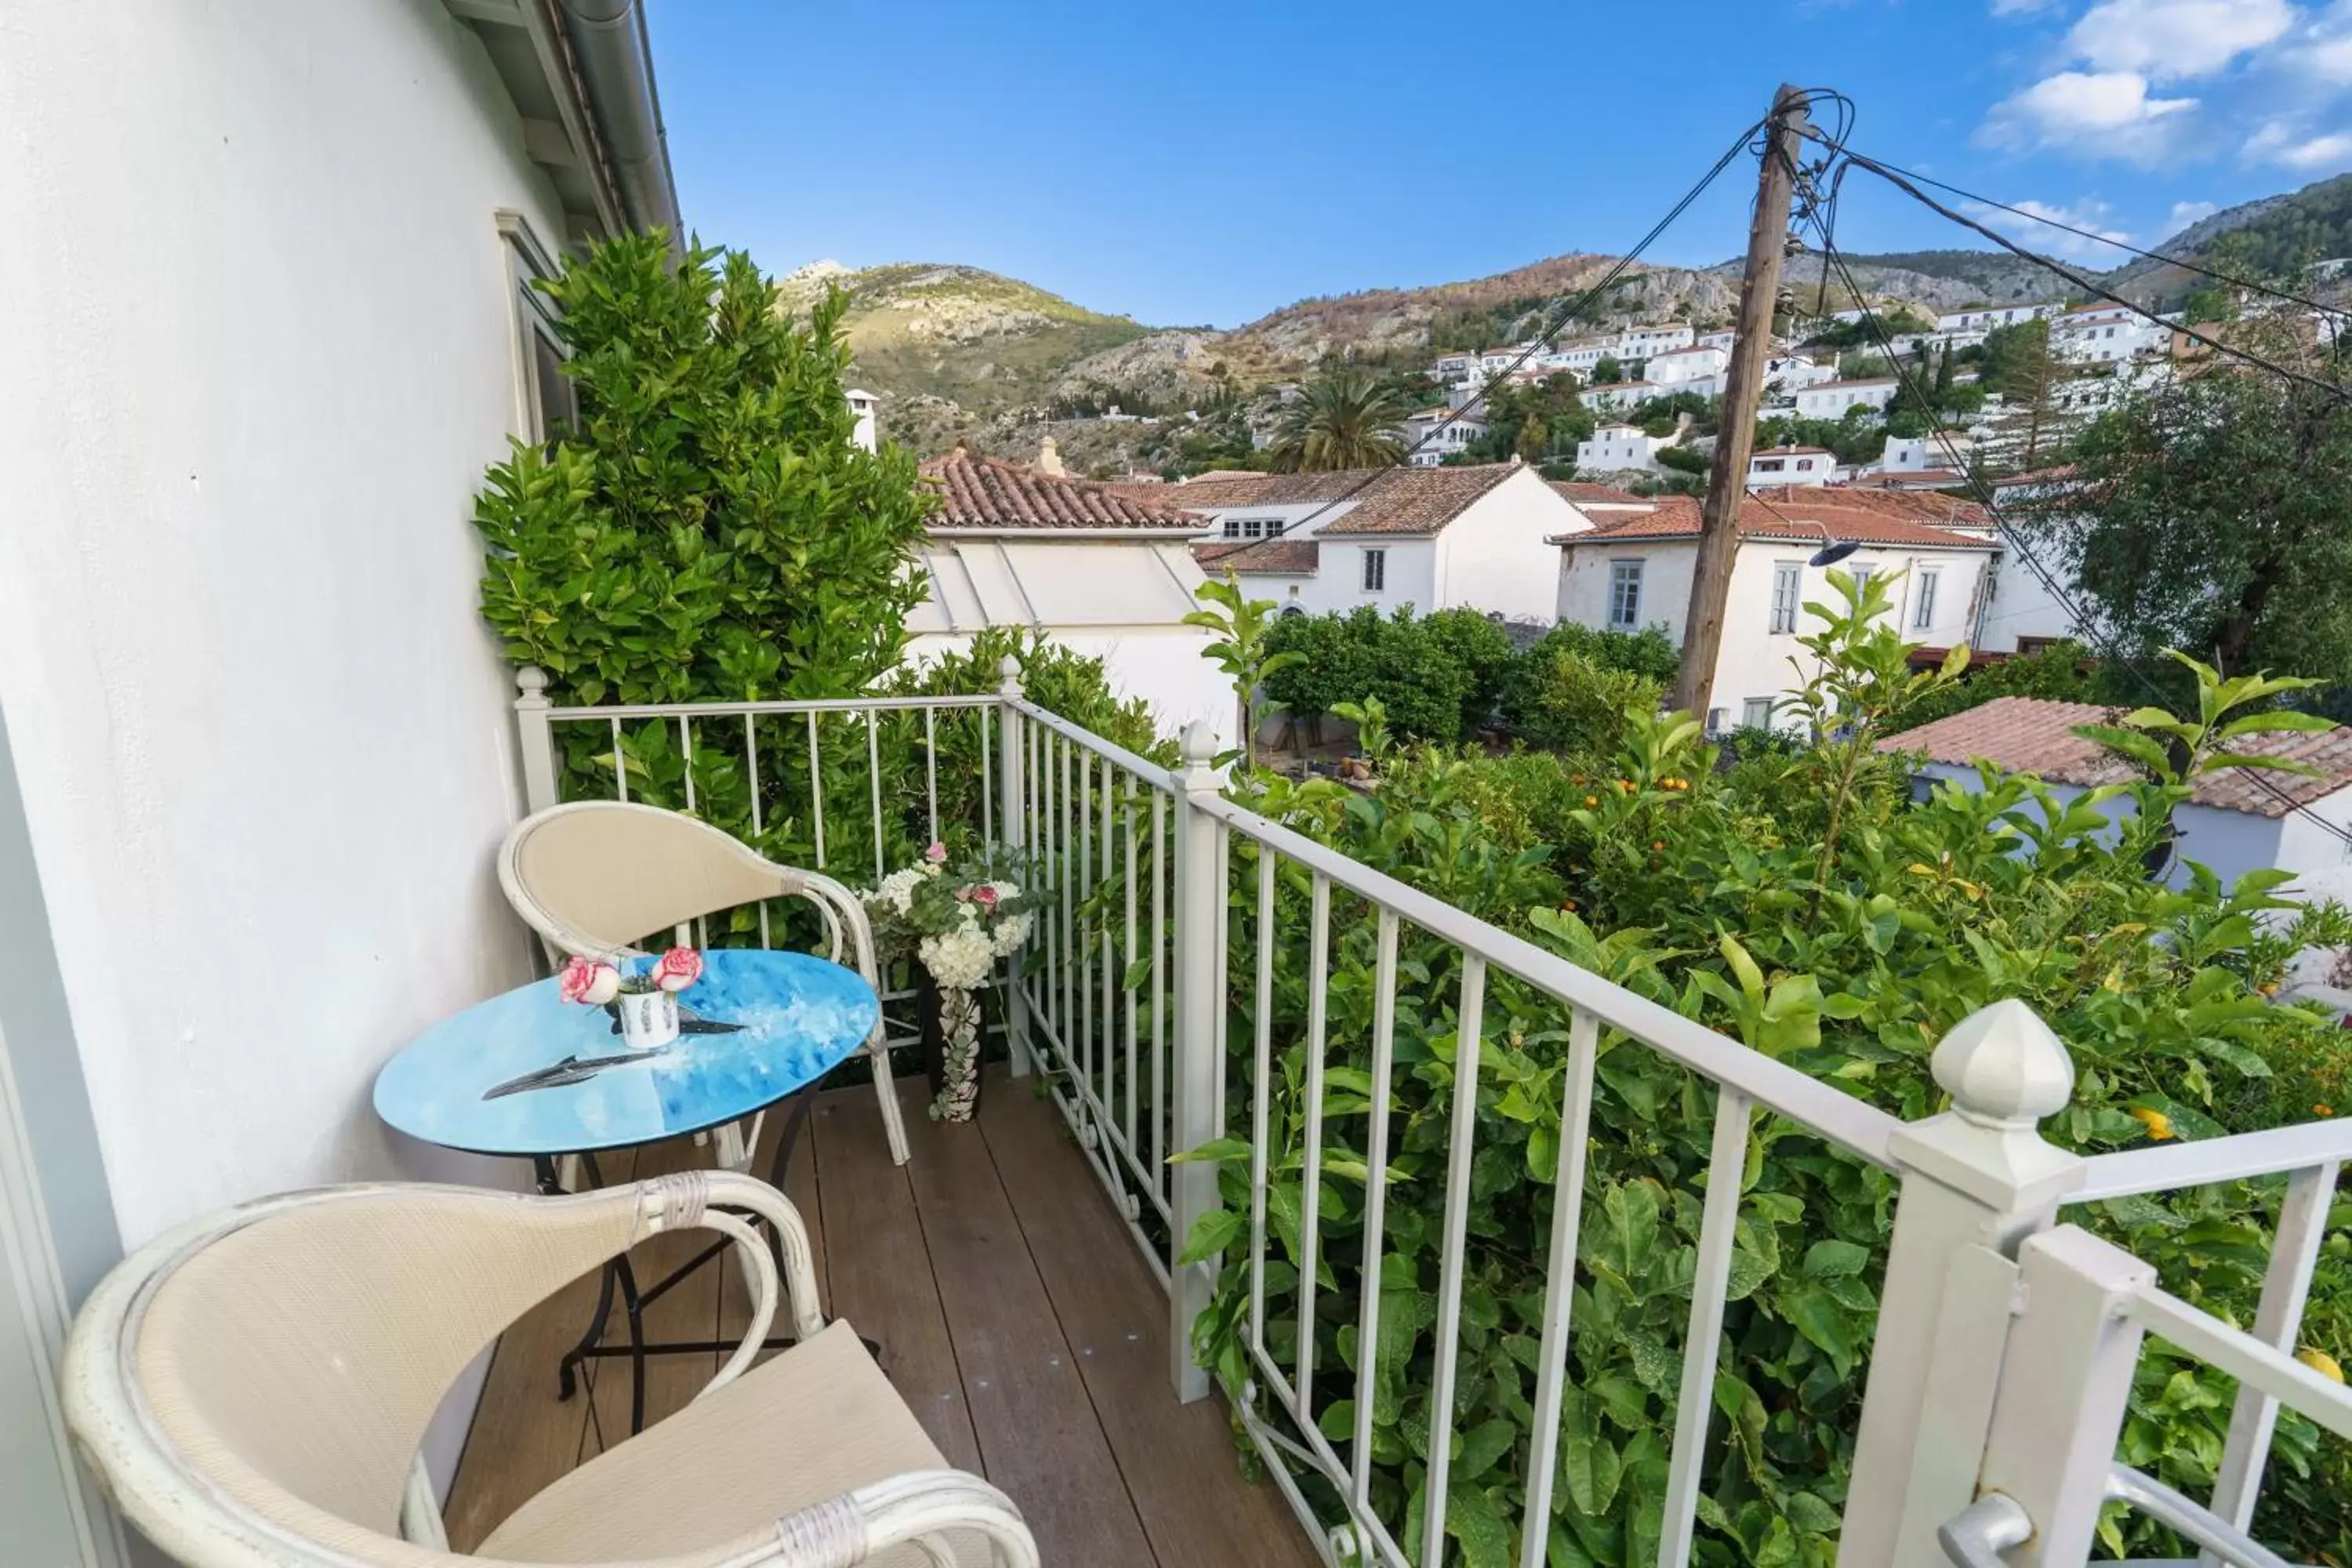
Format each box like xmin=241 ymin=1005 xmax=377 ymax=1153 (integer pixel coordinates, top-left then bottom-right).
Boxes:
xmin=478 ymin=1321 xmax=987 ymax=1566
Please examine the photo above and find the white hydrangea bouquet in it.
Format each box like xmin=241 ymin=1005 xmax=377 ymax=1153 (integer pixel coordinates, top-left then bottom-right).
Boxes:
xmin=866 ymin=843 xmax=1034 ymax=1123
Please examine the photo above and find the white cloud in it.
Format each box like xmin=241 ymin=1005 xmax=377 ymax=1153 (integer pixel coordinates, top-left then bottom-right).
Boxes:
xmin=1979 ymin=71 xmax=2199 ymax=162
xmin=2244 ymin=121 xmax=2352 ymax=169
xmin=2068 ymin=0 xmax=2295 ymax=81
xmin=2166 ymin=199 xmax=2220 ymax=232
xmin=1976 ymin=197 xmax=2137 ymax=260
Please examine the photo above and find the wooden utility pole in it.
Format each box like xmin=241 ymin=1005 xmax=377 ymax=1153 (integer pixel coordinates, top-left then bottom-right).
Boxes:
xmin=1672 ymin=84 xmax=1810 ymax=721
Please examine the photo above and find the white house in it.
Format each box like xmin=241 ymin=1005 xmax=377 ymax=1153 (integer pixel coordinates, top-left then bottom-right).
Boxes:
xmin=1747 ymin=445 xmax=1837 ymax=487
xmin=2052 ymin=304 xmax=2171 ymax=365
xmin=1789 ymin=377 xmax=1899 ymax=422
xmin=1403 ymin=406 xmax=1490 ymax=465
xmin=909 ymin=448 xmax=1233 ymax=746
xmin=0 ymin=0 xmax=683 ymax=1544
xmin=1618 ymin=321 xmax=1696 ymax=360
xmin=1697 ymin=329 xmax=1739 ymax=352
xmin=1936 ymin=303 xmax=2066 ymax=332
xmin=1553 ymin=494 xmax=2000 ymax=732
xmin=1174 ymin=461 xmax=1588 ymax=626
xmin=1971 ymin=467 xmax=2089 ymax=655
xmin=1577 ymin=423 xmax=1670 ymax=475
xmin=1550 ymin=481 xmax=1661 ymax=524
xmin=1645 ymin=344 xmax=1730 ymax=396
xmin=1882 ymin=697 xmax=2352 ymax=892
xmin=1584 ymin=379 xmax=1663 ymax=414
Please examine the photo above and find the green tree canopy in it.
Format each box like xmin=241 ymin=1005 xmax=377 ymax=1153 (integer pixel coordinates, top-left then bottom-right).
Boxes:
xmin=1265 ymin=369 xmax=1410 ymax=471
xmin=2016 ymin=325 xmax=2352 ymax=692
xmin=474 ymin=233 xmax=932 ymax=705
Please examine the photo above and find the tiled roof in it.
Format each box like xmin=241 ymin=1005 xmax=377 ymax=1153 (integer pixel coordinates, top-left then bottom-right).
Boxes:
xmin=1880 ymin=696 xmax=2352 ymax=818
xmin=1192 ymin=538 xmax=1320 ymax=574
xmin=1162 ymin=463 xmax=1526 ymax=537
xmin=1756 ymin=486 xmax=1990 ymax=529
xmin=1550 ymin=481 xmax=1655 ymax=506
xmin=1990 ymin=465 xmax=2079 ymax=490
xmin=1563 ymin=495 xmax=1999 ymax=550
xmin=920 ymin=451 xmax=1205 ymax=531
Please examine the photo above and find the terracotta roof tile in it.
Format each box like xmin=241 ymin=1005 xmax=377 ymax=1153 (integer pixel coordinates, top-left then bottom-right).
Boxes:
xmin=1192 ymin=538 xmax=1320 ymax=574
xmin=1879 ymin=696 xmax=2352 ymax=818
xmin=920 ymin=451 xmax=1204 ymax=531
xmin=1166 ymin=463 xmax=1528 ymax=537
xmin=1563 ymin=495 xmax=1999 ymax=550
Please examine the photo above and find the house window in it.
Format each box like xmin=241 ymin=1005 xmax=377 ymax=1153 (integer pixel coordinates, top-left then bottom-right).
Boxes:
xmin=498 ymin=211 xmax=573 ymax=444
xmin=1913 ymin=569 xmax=1940 ymax=630
xmin=1362 ymin=548 xmax=1387 ymax=592
xmin=1222 ymin=518 xmax=1245 ymax=539
xmin=1742 ymin=697 xmax=1773 ymax=730
xmin=1706 ymin=706 xmax=1728 ymax=735
xmin=1608 ymin=561 xmax=1643 ymax=630
xmin=1755 ymin=457 xmax=1784 ymax=474
xmin=1769 ymin=562 xmax=1801 ymax=633
xmin=1848 ymin=566 xmax=1875 ymax=604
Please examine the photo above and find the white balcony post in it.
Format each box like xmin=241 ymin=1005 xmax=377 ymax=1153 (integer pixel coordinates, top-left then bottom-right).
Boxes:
xmin=997 ymin=658 xmax=1033 ymax=1077
xmin=1837 ymin=1000 xmax=2087 ymax=1568
xmin=1969 ymin=1226 xmax=2157 ymax=1567
xmin=514 ymin=666 xmax=560 ymax=815
xmin=1168 ymin=720 xmax=1223 ymax=1403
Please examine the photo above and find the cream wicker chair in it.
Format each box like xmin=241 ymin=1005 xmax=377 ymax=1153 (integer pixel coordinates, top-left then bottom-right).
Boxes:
xmin=61 ymin=1173 xmax=1034 ymax=1567
xmin=498 ymin=800 xmax=909 ymax=1167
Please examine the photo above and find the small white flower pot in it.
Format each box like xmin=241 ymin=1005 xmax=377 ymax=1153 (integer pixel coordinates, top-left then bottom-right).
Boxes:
xmin=615 ymin=989 xmax=679 ymax=1050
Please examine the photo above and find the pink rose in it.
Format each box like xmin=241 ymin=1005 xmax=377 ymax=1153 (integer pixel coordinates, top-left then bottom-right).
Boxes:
xmin=924 ymin=841 xmax=948 ymax=864
xmin=559 ymin=955 xmax=621 ymax=1006
xmin=653 ymin=946 xmax=704 ymax=993
xmin=971 ymin=885 xmax=1000 ymax=909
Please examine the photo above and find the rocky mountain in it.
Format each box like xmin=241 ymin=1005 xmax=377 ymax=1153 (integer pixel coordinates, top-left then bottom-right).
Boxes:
xmin=794 ymin=174 xmax=2352 ymax=469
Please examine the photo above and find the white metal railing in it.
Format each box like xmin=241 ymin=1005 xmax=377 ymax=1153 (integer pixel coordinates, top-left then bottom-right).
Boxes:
xmin=507 ymin=664 xmax=2352 ymax=1568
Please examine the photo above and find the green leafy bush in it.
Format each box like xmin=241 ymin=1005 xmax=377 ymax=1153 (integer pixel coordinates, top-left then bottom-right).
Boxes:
xmin=1185 ymin=573 xmax=2352 ymax=1566
xmin=474 ymin=232 xmax=933 ymax=706
xmin=1264 ymin=606 xmax=1508 ymax=745
xmin=1886 ymin=641 xmax=2123 ymax=733
xmin=1499 ymin=622 xmax=1681 ymax=750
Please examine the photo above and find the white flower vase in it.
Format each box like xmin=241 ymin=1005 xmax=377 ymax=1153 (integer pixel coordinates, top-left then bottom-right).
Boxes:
xmin=615 ymin=989 xmax=679 ymax=1051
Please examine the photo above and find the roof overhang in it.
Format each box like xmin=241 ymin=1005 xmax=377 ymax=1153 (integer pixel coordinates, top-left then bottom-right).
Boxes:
xmin=445 ymin=0 xmax=681 ymax=248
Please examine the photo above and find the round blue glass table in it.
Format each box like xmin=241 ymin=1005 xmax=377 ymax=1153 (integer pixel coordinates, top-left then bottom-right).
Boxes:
xmin=373 ymin=949 xmax=881 ymax=1432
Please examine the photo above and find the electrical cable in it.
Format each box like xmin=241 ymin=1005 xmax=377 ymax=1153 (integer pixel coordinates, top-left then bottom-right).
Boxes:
xmin=1795 ymin=190 xmax=2352 ymax=848
xmin=1792 ymin=141 xmax=2350 ymax=325
xmin=1796 ymin=132 xmax=2351 ymax=402
xmin=1203 ymin=114 xmax=1768 ymax=552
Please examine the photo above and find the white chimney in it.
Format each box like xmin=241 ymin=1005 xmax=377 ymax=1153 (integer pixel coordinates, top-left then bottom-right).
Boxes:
xmin=1036 ymin=437 xmax=1065 ymax=476
xmin=845 ymin=388 xmax=878 ymax=453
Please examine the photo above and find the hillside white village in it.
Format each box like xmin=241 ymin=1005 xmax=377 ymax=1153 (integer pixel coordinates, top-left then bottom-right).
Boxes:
xmin=15 ymin=13 xmax=2352 ymax=1568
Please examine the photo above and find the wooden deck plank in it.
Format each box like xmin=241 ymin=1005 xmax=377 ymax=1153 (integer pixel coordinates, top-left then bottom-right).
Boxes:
xmin=898 ymin=1080 xmax=1157 ymax=1566
xmin=982 ymin=1080 xmax=1324 ymax=1568
xmin=813 ymin=1076 xmax=985 ymax=1473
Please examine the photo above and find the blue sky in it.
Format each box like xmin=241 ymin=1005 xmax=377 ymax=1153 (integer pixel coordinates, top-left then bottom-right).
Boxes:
xmin=647 ymin=0 xmax=2352 ymax=328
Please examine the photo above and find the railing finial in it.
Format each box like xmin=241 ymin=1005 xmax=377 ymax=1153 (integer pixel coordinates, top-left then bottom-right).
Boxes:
xmin=1933 ymin=998 xmax=2075 ymax=1131
xmin=1178 ymin=721 xmax=1218 ymax=793
xmin=515 ymin=665 xmax=550 ymax=708
xmin=996 ymin=655 xmax=1023 ymax=699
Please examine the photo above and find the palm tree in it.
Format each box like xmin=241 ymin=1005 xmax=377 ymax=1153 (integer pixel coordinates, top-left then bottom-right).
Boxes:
xmin=1265 ymin=370 xmax=1410 ymax=472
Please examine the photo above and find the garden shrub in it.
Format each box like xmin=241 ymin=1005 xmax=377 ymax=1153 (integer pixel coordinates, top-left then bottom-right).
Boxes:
xmin=1498 ymin=622 xmax=1681 ymax=750
xmin=1185 ymin=572 xmax=2352 ymax=1566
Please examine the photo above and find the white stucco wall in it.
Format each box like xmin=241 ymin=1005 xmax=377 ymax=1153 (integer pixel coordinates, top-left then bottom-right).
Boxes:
xmin=1432 ymin=467 xmax=1584 ymax=624
xmin=0 ymin=2 xmax=569 ymax=1250
xmin=904 ymin=631 xmax=1236 ymax=751
xmin=1558 ymin=541 xmax=1993 ymax=728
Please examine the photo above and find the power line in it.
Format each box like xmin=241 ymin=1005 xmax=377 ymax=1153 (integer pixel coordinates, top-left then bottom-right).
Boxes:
xmin=1798 ymin=135 xmax=2352 ymax=403
xmin=1797 ymin=143 xmax=2351 ymax=325
xmin=1200 ymin=115 xmax=1767 ymax=550
xmin=1796 ymin=197 xmax=2352 ymax=849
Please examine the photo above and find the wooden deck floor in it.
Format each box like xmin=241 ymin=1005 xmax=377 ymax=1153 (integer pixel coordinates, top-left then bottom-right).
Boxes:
xmin=442 ymin=1069 xmax=1319 ymax=1567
